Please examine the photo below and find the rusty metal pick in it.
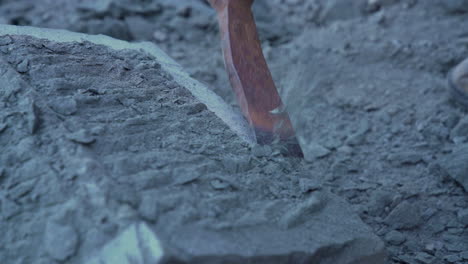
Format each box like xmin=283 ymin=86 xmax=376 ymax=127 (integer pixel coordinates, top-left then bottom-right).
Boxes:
xmin=208 ymin=0 xmax=303 ymax=157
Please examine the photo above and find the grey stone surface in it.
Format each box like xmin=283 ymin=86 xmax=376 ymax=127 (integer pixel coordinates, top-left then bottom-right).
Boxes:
xmin=439 ymin=144 xmax=468 ymax=191
xmin=0 ymin=26 xmax=385 ymax=264
xmin=156 ymin=190 xmax=385 ymax=264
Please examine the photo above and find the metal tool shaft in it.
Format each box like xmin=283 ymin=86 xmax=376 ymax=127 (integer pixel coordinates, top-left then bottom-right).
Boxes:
xmin=208 ymin=0 xmax=303 ymax=157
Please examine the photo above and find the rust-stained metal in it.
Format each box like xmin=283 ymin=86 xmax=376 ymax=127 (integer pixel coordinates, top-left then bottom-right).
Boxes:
xmin=208 ymin=0 xmax=303 ymax=157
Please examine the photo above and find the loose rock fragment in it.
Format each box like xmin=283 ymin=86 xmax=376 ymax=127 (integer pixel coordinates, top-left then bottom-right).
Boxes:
xmin=301 ymin=140 xmax=331 ymax=162
xmin=153 ymin=30 xmax=168 ymax=42
xmin=439 ymin=144 xmax=468 ymax=191
xmin=27 ymin=99 xmax=40 ymax=134
xmin=385 ymin=230 xmax=406 ymax=246
xmin=298 ymin=178 xmax=322 ymax=193
xmin=186 ymin=102 xmax=207 ymax=115
xmin=279 ymin=193 xmax=325 ymax=229
xmin=210 ymin=178 xmax=231 ymax=190
xmin=385 ymin=201 xmax=422 ymax=230
xmin=251 ymin=144 xmax=272 ymax=157
xmin=388 ymin=151 xmax=422 ymax=165
xmin=0 ymin=35 xmax=12 ymax=45
xmin=66 ymin=129 xmax=96 ymax=145
xmin=367 ymin=190 xmax=394 ymax=216
xmin=16 ymin=59 xmax=29 ymax=73
xmin=86 ymin=223 xmax=164 ymax=264
xmin=138 ymin=194 xmax=160 ymax=222
xmin=49 ymin=98 xmax=78 ymax=115
xmin=44 ymin=221 xmax=79 ymax=261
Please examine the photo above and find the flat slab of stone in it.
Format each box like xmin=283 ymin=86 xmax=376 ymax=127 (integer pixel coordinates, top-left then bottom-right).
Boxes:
xmin=0 ymin=25 xmax=385 ymax=264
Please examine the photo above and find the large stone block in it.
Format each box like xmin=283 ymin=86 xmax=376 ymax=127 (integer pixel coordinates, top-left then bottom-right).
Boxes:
xmin=0 ymin=25 xmax=385 ymax=264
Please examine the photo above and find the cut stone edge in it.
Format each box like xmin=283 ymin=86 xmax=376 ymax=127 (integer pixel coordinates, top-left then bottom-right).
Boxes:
xmin=0 ymin=24 xmax=256 ymax=145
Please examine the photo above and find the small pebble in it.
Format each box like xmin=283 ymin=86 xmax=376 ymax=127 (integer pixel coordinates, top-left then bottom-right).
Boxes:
xmin=210 ymin=179 xmax=230 ymax=190
xmin=337 ymin=145 xmax=353 ymax=154
xmin=303 ymin=142 xmax=331 ymax=162
xmin=16 ymin=59 xmax=29 ymax=73
xmin=138 ymin=194 xmax=160 ymax=222
xmin=388 ymin=151 xmax=422 ymax=165
xmin=153 ymin=30 xmax=168 ymax=42
xmin=186 ymin=103 xmax=207 ymax=115
xmin=384 ymin=230 xmax=406 ymax=246
xmin=44 ymin=221 xmax=79 ymax=261
xmin=49 ymin=98 xmax=78 ymax=115
xmin=67 ymin=129 xmax=96 ymax=145
xmin=298 ymin=178 xmax=322 ymax=193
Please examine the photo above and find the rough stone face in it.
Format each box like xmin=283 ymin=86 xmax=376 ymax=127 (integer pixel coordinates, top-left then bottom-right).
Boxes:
xmin=155 ymin=190 xmax=386 ymax=264
xmin=0 ymin=25 xmax=385 ymax=264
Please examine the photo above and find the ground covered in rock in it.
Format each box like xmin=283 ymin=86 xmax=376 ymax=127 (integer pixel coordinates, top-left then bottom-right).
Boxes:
xmin=1 ymin=0 xmax=468 ymax=263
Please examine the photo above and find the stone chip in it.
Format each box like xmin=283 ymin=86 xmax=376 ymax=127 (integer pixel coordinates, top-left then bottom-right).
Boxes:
xmin=44 ymin=221 xmax=79 ymax=261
